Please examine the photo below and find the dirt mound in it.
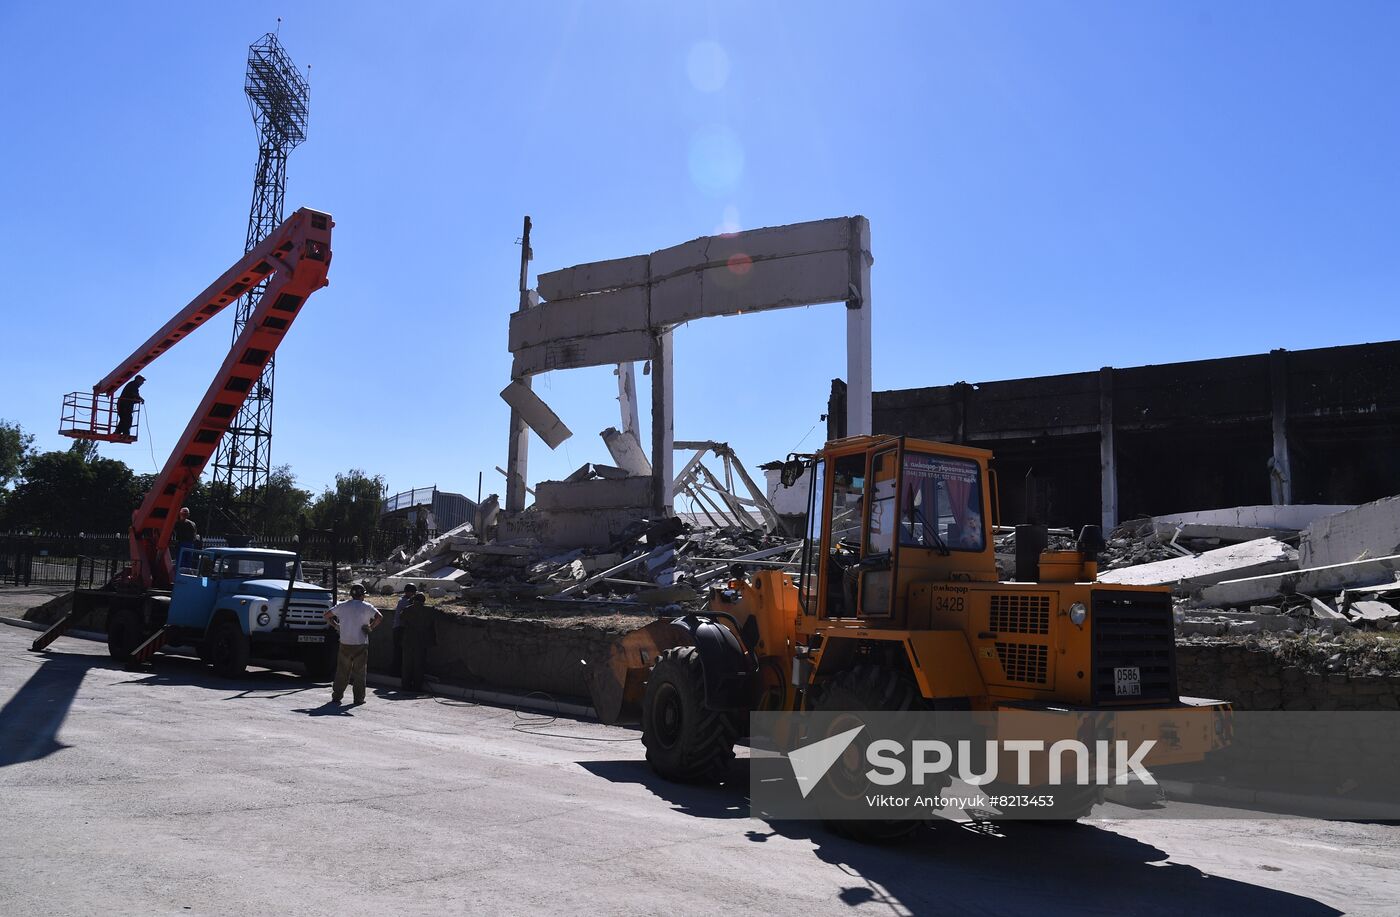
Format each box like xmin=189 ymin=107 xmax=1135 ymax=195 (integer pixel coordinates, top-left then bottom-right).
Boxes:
xmin=22 ymin=591 xmax=76 ymax=626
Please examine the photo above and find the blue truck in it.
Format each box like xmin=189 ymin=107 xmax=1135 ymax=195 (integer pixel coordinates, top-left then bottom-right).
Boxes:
xmin=80 ymin=546 xmax=340 ymax=679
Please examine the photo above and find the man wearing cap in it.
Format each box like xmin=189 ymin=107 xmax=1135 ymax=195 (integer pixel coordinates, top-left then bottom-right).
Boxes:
xmin=324 ymin=583 xmax=383 ymax=705
xmin=115 ymin=374 xmax=146 ymax=438
xmin=390 ymin=583 xmax=418 ymax=677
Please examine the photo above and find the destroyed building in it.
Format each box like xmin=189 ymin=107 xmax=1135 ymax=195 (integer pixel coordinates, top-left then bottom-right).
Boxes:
xmin=380 ymin=485 xmax=476 ymax=537
xmin=860 ymin=339 xmax=1400 ymax=530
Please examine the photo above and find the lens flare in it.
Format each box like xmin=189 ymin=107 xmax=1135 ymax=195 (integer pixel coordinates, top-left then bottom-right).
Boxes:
xmin=686 ymin=41 xmax=729 ymax=92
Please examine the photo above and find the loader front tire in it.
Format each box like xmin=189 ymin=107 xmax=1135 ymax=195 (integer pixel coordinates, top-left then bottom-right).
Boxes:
xmin=641 ymin=646 xmax=738 ymax=784
xmin=810 ymin=664 xmax=929 ymax=843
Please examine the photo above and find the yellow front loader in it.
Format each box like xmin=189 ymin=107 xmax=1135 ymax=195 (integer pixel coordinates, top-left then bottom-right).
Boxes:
xmin=587 ymin=435 xmax=1230 ymax=834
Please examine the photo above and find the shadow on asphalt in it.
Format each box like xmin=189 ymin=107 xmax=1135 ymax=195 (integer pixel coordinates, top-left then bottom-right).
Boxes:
xmin=0 ymin=652 xmax=110 ymax=767
xmin=0 ymin=645 xmax=339 ymax=767
xmin=580 ymin=758 xmax=1342 ymax=916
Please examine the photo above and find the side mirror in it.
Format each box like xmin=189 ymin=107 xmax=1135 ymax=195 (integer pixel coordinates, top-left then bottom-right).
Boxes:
xmin=780 ymin=459 xmax=806 ymax=488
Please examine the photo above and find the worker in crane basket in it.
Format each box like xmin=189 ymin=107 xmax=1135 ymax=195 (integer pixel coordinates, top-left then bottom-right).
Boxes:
xmin=115 ymin=375 xmax=145 ymax=437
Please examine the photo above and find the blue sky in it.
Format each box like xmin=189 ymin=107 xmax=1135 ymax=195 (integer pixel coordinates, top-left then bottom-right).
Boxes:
xmin=1 ymin=1 xmax=1396 ymax=506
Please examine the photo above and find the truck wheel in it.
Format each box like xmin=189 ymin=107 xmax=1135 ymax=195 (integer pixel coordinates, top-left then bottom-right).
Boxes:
xmin=641 ymin=646 xmax=738 ymax=784
xmin=301 ymin=645 xmax=337 ymax=681
xmin=809 ymin=664 xmax=929 ymax=843
xmin=209 ymin=619 xmax=250 ymax=677
xmin=106 ymin=608 xmax=144 ymax=661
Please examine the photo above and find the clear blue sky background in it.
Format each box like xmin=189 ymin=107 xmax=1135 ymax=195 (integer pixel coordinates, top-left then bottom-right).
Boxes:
xmin=1 ymin=1 xmax=1395 ymax=506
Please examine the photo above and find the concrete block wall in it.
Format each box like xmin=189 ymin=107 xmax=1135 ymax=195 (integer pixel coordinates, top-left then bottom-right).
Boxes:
xmin=1177 ymin=644 xmax=1400 ymax=710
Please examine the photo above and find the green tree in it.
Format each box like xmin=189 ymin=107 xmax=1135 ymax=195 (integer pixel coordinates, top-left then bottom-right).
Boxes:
xmin=309 ymin=469 xmax=384 ymax=547
xmin=0 ymin=419 xmax=36 ymax=522
xmin=5 ymin=442 xmax=145 ymax=533
xmin=250 ymin=464 xmax=313 ymax=536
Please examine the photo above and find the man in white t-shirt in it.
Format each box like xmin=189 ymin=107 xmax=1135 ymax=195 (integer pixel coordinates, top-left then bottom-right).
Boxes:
xmin=324 ymin=583 xmax=383 ymax=705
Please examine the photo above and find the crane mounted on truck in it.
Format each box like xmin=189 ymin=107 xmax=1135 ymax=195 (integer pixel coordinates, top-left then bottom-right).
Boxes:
xmin=32 ymin=208 xmax=340 ymax=678
xmin=587 ymin=434 xmax=1231 ymax=837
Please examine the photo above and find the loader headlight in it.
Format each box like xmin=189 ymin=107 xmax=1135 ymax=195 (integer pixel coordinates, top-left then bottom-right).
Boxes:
xmin=1069 ymin=602 xmax=1087 ymax=628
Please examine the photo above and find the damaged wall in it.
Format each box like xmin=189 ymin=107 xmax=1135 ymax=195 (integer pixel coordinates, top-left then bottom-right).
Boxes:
xmin=870 ymin=340 xmax=1400 ymax=528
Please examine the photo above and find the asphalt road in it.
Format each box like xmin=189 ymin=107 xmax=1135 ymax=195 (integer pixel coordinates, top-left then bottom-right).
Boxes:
xmin=2 ymin=621 xmax=1397 ymax=916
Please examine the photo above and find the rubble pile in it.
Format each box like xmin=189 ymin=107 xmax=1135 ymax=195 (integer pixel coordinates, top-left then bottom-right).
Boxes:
xmin=368 ymin=515 xmax=798 ymax=606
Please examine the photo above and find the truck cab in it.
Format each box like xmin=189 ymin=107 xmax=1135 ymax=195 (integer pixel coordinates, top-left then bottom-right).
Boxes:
xmin=168 ymin=547 xmax=337 ymax=679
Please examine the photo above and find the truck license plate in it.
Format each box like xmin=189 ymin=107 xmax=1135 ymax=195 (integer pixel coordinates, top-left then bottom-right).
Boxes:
xmin=1114 ymin=666 xmax=1141 ymax=696
xmin=297 ymin=635 xmax=326 ymax=644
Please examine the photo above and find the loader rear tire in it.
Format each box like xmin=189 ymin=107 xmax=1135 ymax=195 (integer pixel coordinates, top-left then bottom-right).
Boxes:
xmin=810 ymin=664 xmax=929 ymax=843
xmin=641 ymin=646 xmax=738 ymax=784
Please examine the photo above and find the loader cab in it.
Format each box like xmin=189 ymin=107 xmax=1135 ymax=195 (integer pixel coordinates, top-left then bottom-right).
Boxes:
xmin=798 ymin=436 xmax=998 ymax=626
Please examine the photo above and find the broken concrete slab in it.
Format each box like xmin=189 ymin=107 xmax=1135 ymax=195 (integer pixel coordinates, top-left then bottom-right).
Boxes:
xmin=1150 ymin=522 xmax=1296 ymax=543
xmin=1190 ymin=553 xmax=1400 ymax=608
xmin=1098 ymin=537 xmax=1297 ymax=590
xmin=1300 ymin=495 xmax=1400 ymax=569
xmin=601 ymin=426 xmax=652 ymax=477
xmin=1348 ymin=600 xmax=1400 ymax=623
xmin=499 ymin=380 xmax=573 ymax=448
xmin=1310 ymin=597 xmax=1347 ymax=620
xmin=1154 ymin=505 xmax=1354 ymax=532
xmin=533 ymin=476 xmax=653 ymax=512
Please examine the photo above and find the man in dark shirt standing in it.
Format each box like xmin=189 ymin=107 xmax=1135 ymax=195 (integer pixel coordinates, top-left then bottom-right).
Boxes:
xmin=171 ymin=506 xmax=199 ymax=568
xmin=391 ymin=584 xmax=418 ymax=677
xmin=400 ymin=592 xmax=435 ymax=693
xmin=114 ymin=375 xmax=145 ymax=438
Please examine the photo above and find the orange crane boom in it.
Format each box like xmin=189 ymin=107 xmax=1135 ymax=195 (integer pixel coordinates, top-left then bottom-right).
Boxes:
xmin=61 ymin=208 xmax=333 ymax=589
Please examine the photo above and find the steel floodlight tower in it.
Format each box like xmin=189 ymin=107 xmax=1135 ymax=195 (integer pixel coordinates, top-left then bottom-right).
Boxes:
xmin=209 ymin=31 xmax=310 ymax=529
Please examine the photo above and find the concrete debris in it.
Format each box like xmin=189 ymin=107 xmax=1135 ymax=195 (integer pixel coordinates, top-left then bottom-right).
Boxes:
xmin=1153 ymin=505 xmax=1354 ymax=532
xmin=1299 ymin=495 xmax=1400 ymax=569
xmin=1347 ymin=600 xmax=1400 ymax=623
xmin=1190 ymin=553 xmax=1400 ymax=609
xmin=499 ymin=380 xmax=574 ymax=449
xmin=1098 ymin=536 xmax=1297 ymax=589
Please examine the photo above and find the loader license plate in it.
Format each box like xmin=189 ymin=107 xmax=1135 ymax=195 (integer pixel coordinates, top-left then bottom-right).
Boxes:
xmin=297 ymin=635 xmax=326 ymax=644
xmin=1114 ymin=666 xmax=1141 ymax=696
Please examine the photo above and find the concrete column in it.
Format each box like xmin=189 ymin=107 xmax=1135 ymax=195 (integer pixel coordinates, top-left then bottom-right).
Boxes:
xmin=1269 ymin=348 xmax=1293 ymax=505
xmin=650 ymin=330 xmax=674 ymax=516
xmin=845 ymin=217 xmax=873 ymax=437
xmin=505 ymin=216 xmax=534 ymax=513
xmin=616 ymin=362 xmax=640 ymax=437
xmin=1099 ymin=366 xmax=1118 ymax=531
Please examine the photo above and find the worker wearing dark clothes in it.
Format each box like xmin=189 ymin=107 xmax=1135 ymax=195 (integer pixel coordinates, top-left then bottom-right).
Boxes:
xmin=114 ymin=375 xmax=145 ymax=437
xmin=171 ymin=506 xmax=199 ymax=567
xmin=391 ymin=583 xmax=418 ymax=677
xmin=400 ymin=592 xmax=435 ymax=693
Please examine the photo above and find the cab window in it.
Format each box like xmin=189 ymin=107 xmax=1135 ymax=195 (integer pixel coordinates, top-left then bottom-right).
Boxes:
xmin=899 ymin=453 xmax=985 ymax=552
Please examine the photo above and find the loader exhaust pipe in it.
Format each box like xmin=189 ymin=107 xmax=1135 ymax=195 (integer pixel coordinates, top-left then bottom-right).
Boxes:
xmin=1015 ymin=524 xmax=1048 ymax=582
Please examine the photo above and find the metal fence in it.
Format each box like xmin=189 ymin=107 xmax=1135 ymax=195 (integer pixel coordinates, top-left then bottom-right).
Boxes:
xmin=0 ymin=529 xmax=408 ymax=588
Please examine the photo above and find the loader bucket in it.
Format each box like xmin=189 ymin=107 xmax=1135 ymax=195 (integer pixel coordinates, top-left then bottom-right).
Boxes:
xmin=584 ymin=618 xmax=688 ymax=725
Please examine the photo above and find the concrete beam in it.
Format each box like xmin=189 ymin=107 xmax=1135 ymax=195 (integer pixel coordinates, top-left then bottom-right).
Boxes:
xmin=649 ymin=250 xmax=852 ymax=326
xmin=1098 ymin=537 xmax=1297 ymax=590
xmin=511 ymin=330 xmax=654 ymax=376
xmin=1155 ymin=505 xmax=1354 ymax=532
xmin=649 ymin=216 xmax=852 ymax=279
xmin=508 ymin=285 xmax=650 ymax=352
xmin=499 ymin=381 xmax=573 ymax=449
xmin=537 ymin=254 xmax=650 ymax=301
xmin=1190 ymin=553 xmax=1400 ymax=608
